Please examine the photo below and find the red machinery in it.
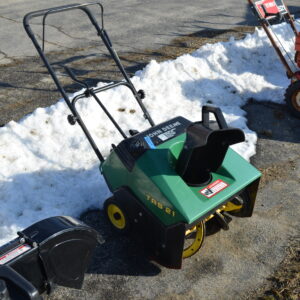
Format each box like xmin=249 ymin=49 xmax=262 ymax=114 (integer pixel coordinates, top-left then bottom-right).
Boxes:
xmin=249 ymin=0 xmax=300 ymax=117
xmin=295 ymin=32 xmax=300 ymax=67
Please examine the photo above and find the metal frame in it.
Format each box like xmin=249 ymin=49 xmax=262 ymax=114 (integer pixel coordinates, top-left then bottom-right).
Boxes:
xmin=248 ymin=0 xmax=299 ymax=78
xmin=23 ymin=2 xmax=155 ymax=162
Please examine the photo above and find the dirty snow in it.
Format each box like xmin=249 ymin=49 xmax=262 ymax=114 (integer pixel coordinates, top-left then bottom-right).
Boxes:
xmin=0 ymin=22 xmax=297 ymax=244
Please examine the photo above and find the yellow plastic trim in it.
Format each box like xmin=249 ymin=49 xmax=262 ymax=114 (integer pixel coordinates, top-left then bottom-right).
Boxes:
xmin=185 ymin=226 xmax=197 ymax=236
xmin=223 ymin=201 xmax=242 ymax=212
xmin=183 ymin=221 xmax=205 ymax=259
xmin=107 ymin=203 xmax=126 ymax=230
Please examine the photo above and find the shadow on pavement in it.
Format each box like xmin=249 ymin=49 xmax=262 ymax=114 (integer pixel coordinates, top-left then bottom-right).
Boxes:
xmin=80 ymin=210 xmax=162 ymax=277
xmin=244 ymin=100 xmax=300 ymax=144
xmin=181 ymin=75 xmax=300 ymax=145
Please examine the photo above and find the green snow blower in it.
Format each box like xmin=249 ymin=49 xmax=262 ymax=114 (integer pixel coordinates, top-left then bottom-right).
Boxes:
xmin=24 ymin=2 xmax=261 ymax=269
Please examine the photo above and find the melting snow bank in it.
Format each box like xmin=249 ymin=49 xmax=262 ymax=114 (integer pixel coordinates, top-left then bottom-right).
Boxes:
xmin=0 ymin=22 xmax=296 ymax=244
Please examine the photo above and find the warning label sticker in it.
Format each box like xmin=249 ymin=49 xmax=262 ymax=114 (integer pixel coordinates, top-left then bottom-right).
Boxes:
xmin=157 ymin=129 xmax=177 ymax=141
xmin=0 ymin=244 xmax=31 ymax=265
xmin=199 ymin=179 xmax=229 ymax=198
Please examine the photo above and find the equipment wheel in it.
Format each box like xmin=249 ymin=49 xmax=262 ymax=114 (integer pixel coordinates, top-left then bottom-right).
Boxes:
xmin=182 ymin=221 xmax=205 ymax=259
xmin=104 ymin=197 xmax=130 ymax=233
xmin=285 ymin=81 xmax=300 ymax=118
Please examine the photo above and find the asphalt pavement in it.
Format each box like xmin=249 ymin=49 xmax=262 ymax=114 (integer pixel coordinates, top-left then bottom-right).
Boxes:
xmin=0 ymin=0 xmax=265 ymax=63
xmin=1 ymin=0 xmax=299 ymax=62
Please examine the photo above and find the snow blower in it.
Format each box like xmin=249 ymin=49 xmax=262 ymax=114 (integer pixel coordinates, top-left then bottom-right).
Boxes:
xmin=248 ymin=0 xmax=300 ymax=118
xmin=0 ymin=216 xmax=98 ymax=299
xmin=24 ymin=2 xmax=261 ymax=269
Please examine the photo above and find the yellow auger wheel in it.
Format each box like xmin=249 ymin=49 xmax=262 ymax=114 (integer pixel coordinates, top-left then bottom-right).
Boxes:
xmin=183 ymin=221 xmax=206 ymax=259
xmin=104 ymin=198 xmax=130 ymax=233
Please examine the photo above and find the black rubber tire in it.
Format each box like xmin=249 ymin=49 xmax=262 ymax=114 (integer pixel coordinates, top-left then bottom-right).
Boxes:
xmin=104 ymin=197 xmax=130 ymax=233
xmin=285 ymin=81 xmax=300 ymax=118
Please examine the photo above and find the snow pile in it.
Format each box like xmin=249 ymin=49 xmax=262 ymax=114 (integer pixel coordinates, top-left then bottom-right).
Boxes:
xmin=0 ymin=22 xmax=296 ymax=244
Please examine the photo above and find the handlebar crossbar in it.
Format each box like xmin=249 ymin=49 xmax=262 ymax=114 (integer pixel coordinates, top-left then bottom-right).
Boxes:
xmin=23 ymin=2 xmax=155 ymax=162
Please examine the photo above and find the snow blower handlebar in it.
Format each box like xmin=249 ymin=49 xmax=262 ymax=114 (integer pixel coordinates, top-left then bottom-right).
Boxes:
xmin=64 ymin=66 xmax=142 ymax=140
xmin=23 ymin=2 xmax=104 ymax=24
xmin=248 ymin=0 xmax=298 ymax=34
xmin=248 ymin=0 xmax=298 ymax=78
xmin=23 ymin=2 xmax=104 ymax=52
xmin=23 ymin=2 xmax=155 ymax=163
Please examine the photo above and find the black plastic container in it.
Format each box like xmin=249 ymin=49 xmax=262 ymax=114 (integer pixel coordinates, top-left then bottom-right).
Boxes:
xmin=0 ymin=216 xmax=98 ymax=299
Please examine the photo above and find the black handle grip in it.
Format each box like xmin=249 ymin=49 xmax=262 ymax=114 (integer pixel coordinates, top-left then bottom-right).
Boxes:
xmin=202 ymin=105 xmax=228 ymax=129
xmin=23 ymin=2 xmax=103 ymax=26
xmin=0 ymin=265 xmax=41 ymax=300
